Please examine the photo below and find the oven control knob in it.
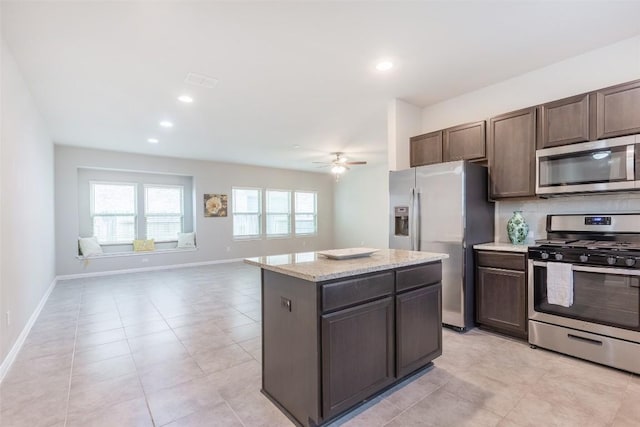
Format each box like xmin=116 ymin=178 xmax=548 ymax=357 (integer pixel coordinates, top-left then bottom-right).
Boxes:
xmin=625 ymin=258 xmax=636 ymax=267
xmin=554 ymin=253 xmax=563 ymax=261
xmin=607 ymin=256 xmax=617 ymax=265
xmin=541 ymin=252 xmax=549 ymax=260
xmin=579 ymin=254 xmax=589 ymax=263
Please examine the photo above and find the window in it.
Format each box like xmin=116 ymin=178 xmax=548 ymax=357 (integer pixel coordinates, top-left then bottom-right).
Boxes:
xmin=144 ymin=185 xmax=184 ymax=241
xmin=90 ymin=182 xmax=137 ymax=244
xmin=295 ymin=191 xmax=317 ymax=235
xmin=233 ymin=188 xmax=261 ymax=238
xmin=266 ymin=190 xmax=291 ymax=236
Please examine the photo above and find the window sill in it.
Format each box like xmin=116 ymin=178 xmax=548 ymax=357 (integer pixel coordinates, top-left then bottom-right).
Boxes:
xmin=76 ymin=247 xmax=197 ymax=260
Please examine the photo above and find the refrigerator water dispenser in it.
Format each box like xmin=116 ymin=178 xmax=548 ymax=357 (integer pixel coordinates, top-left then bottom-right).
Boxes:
xmin=394 ymin=206 xmax=409 ymax=236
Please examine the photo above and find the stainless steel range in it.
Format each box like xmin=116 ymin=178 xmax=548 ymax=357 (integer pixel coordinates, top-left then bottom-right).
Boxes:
xmin=528 ymin=214 xmax=640 ymax=374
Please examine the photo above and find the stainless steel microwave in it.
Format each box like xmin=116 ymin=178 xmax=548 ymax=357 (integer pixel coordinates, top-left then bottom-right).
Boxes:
xmin=536 ymin=135 xmax=640 ymax=195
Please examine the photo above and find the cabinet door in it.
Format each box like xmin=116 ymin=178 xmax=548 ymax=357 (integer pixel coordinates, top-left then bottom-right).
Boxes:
xmin=443 ymin=121 xmax=486 ymax=162
xmin=410 ymin=131 xmax=442 ymax=167
xmin=321 ymin=297 xmax=394 ymax=419
xmin=539 ymin=93 xmax=592 ymax=149
xmin=488 ymin=107 xmax=537 ymax=199
xmin=595 ymin=80 xmax=640 ymax=139
xmin=396 ymin=284 xmax=442 ymax=378
xmin=476 ymin=266 xmax=526 ymax=338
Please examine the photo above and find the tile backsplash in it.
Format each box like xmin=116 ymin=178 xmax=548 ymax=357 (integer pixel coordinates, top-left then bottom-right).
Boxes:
xmin=495 ymin=193 xmax=640 ymax=243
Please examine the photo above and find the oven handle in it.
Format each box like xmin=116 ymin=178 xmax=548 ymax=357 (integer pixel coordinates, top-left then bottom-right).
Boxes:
xmin=531 ymin=260 xmax=640 ymax=277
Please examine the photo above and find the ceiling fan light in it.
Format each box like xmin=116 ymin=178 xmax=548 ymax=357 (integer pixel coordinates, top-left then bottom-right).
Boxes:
xmin=331 ymin=165 xmax=346 ymax=174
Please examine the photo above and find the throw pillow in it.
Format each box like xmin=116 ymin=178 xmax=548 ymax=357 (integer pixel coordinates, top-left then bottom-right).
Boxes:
xmin=78 ymin=236 xmax=103 ymax=256
xmin=177 ymin=232 xmax=196 ymax=248
xmin=133 ymin=239 xmax=155 ymax=252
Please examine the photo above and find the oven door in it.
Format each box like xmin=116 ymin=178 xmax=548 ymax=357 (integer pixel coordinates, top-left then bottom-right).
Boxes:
xmin=536 ymin=135 xmax=639 ymax=195
xmin=529 ymin=260 xmax=640 ymax=342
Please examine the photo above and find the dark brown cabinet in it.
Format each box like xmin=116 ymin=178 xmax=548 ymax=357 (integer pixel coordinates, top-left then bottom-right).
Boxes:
xmin=261 ymin=261 xmax=443 ymax=427
xmin=410 ymin=131 xmax=442 ymax=167
xmin=475 ymin=250 xmax=527 ymax=339
xmin=321 ymin=297 xmax=395 ymax=419
xmin=443 ymin=121 xmax=486 ymax=162
xmin=595 ymin=80 xmax=640 ymax=139
xmin=396 ymin=284 xmax=442 ymax=378
xmin=488 ymin=107 xmax=537 ymax=199
xmin=539 ymin=93 xmax=592 ymax=149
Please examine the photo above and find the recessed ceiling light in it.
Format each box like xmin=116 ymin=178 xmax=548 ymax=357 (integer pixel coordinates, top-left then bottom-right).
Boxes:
xmin=147 ymin=138 xmax=159 ymax=144
xmin=159 ymin=121 xmax=173 ymax=128
xmin=177 ymin=95 xmax=193 ymax=103
xmin=293 ymin=144 xmax=301 ymax=149
xmin=376 ymin=60 xmax=394 ymax=71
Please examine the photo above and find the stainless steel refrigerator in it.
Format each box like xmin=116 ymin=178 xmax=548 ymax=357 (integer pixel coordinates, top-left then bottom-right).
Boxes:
xmin=389 ymin=160 xmax=494 ymax=331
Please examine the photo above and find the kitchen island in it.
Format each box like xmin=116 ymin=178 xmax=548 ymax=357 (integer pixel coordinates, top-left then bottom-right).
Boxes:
xmin=245 ymin=248 xmax=448 ymax=426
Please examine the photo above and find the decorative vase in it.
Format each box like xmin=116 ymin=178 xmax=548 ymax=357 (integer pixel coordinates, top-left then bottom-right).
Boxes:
xmin=507 ymin=211 xmax=529 ymax=245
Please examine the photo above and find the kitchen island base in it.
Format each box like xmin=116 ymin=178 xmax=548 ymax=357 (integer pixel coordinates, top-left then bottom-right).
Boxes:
xmin=252 ymin=253 xmax=445 ymax=427
xmin=261 ymin=360 xmax=436 ymax=427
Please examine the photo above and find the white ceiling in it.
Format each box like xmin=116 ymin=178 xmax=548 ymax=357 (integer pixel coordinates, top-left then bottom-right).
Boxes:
xmin=3 ymin=1 xmax=640 ymax=172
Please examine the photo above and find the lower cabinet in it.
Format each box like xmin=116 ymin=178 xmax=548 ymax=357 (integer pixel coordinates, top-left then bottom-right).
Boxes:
xmin=262 ymin=262 xmax=443 ymax=427
xmin=475 ymin=250 xmax=527 ymax=339
xmin=321 ymin=297 xmax=395 ymax=419
xmin=396 ymin=284 xmax=442 ymax=378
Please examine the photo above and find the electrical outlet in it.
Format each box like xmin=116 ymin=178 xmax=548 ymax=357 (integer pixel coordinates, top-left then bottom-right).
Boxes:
xmin=6 ymin=311 xmax=11 ymax=326
xmin=141 ymin=258 xmax=149 ymax=263
xmin=226 ymin=246 xmax=231 ymax=252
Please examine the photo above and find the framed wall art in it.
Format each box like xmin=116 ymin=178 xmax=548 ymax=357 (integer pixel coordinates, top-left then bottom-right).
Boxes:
xmin=204 ymin=193 xmax=228 ymax=217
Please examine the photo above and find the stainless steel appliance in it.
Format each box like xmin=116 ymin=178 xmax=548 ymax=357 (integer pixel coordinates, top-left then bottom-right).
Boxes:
xmin=389 ymin=161 xmax=494 ymax=330
xmin=528 ymin=214 xmax=640 ymax=374
xmin=536 ymin=134 xmax=640 ymax=196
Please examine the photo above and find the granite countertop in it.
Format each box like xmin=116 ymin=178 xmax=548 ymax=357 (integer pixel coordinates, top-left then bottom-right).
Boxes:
xmin=473 ymin=242 xmax=533 ymax=253
xmin=245 ymin=248 xmax=449 ymax=282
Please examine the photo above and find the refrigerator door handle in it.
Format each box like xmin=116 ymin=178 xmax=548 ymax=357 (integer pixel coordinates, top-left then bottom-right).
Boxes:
xmin=410 ymin=188 xmax=420 ymax=251
xmin=409 ymin=189 xmax=415 ymax=251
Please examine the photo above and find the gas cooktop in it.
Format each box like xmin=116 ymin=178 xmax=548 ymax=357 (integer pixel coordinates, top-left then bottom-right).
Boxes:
xmin=529 ymin=213 xmax=640 ymax=269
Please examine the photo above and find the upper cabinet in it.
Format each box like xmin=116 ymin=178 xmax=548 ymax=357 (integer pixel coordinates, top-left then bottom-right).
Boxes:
xmin=406 ymin=78 xmax=640 ymax=200
xmin=488 ymin=107 xmax=537 ymax=199
xmin=539 ymin=79 xmax=640 ymax=148
xmin=410 ymin=121 xmax=486 ymax=167
xmin=410 ymin=131 xmax=442 ymax=167
xmin=538 ymin=93 xmax=592 ymax=149
xmin=443 ymin=121 xmax=486 ymax=162
xmin=595 ymin=80 xmax=640 ymax=139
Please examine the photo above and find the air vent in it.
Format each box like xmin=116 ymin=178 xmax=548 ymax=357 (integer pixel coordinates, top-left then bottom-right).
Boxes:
xmin=184 ymin=72 xmax=219 ymax=89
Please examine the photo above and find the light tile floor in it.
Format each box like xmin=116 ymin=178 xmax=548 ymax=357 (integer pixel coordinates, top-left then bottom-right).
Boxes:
xmin=0 ymin=262 xmax=638 ymax=427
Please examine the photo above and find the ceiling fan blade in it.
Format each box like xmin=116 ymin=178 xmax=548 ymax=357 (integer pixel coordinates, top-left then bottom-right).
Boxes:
xmin=344 ymin=161 xmax=367 ymax=165
xmin=312 ymin=161 xmax=331 ymax=164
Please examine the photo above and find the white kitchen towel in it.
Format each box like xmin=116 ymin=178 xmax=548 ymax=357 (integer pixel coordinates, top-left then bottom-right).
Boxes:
xmin=546 ymin=262 xmax=574 ymax=307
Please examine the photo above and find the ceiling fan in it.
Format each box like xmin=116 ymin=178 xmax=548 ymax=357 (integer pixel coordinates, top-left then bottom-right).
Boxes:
xmin=313 ymin=152 xmax=367 ymax=179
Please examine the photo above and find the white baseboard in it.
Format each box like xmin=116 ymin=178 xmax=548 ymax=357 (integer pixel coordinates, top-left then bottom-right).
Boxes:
xmin=56 ymin=257 xmax=246 ymax=280
xmin=0 ymin=276 xmax=57 ymax=383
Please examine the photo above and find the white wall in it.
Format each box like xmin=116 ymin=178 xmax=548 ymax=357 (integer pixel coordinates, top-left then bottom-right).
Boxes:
xmin=0 ymin=40 xmax=56 ymax=365
xmin=414 ymin=35 xmax=640 ymax=243
xmin=333 ymin=163 xmax=389 ymax=249
xmin=55 ymin=145 xmax=335 ymax=276
xmin=387 ymin=99 xmax=421 ymax=171
xmin=420 ymin=35 xmax=640 ymax=135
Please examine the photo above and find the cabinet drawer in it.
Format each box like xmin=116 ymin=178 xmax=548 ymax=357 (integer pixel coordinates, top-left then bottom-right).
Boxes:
xmin=476 ymin=251 xmax=525 ymax=271
xmin=321 ymin=272 xmax=394 ymax=312
xmin=396 ymin=262 xmax=442 ymax=293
